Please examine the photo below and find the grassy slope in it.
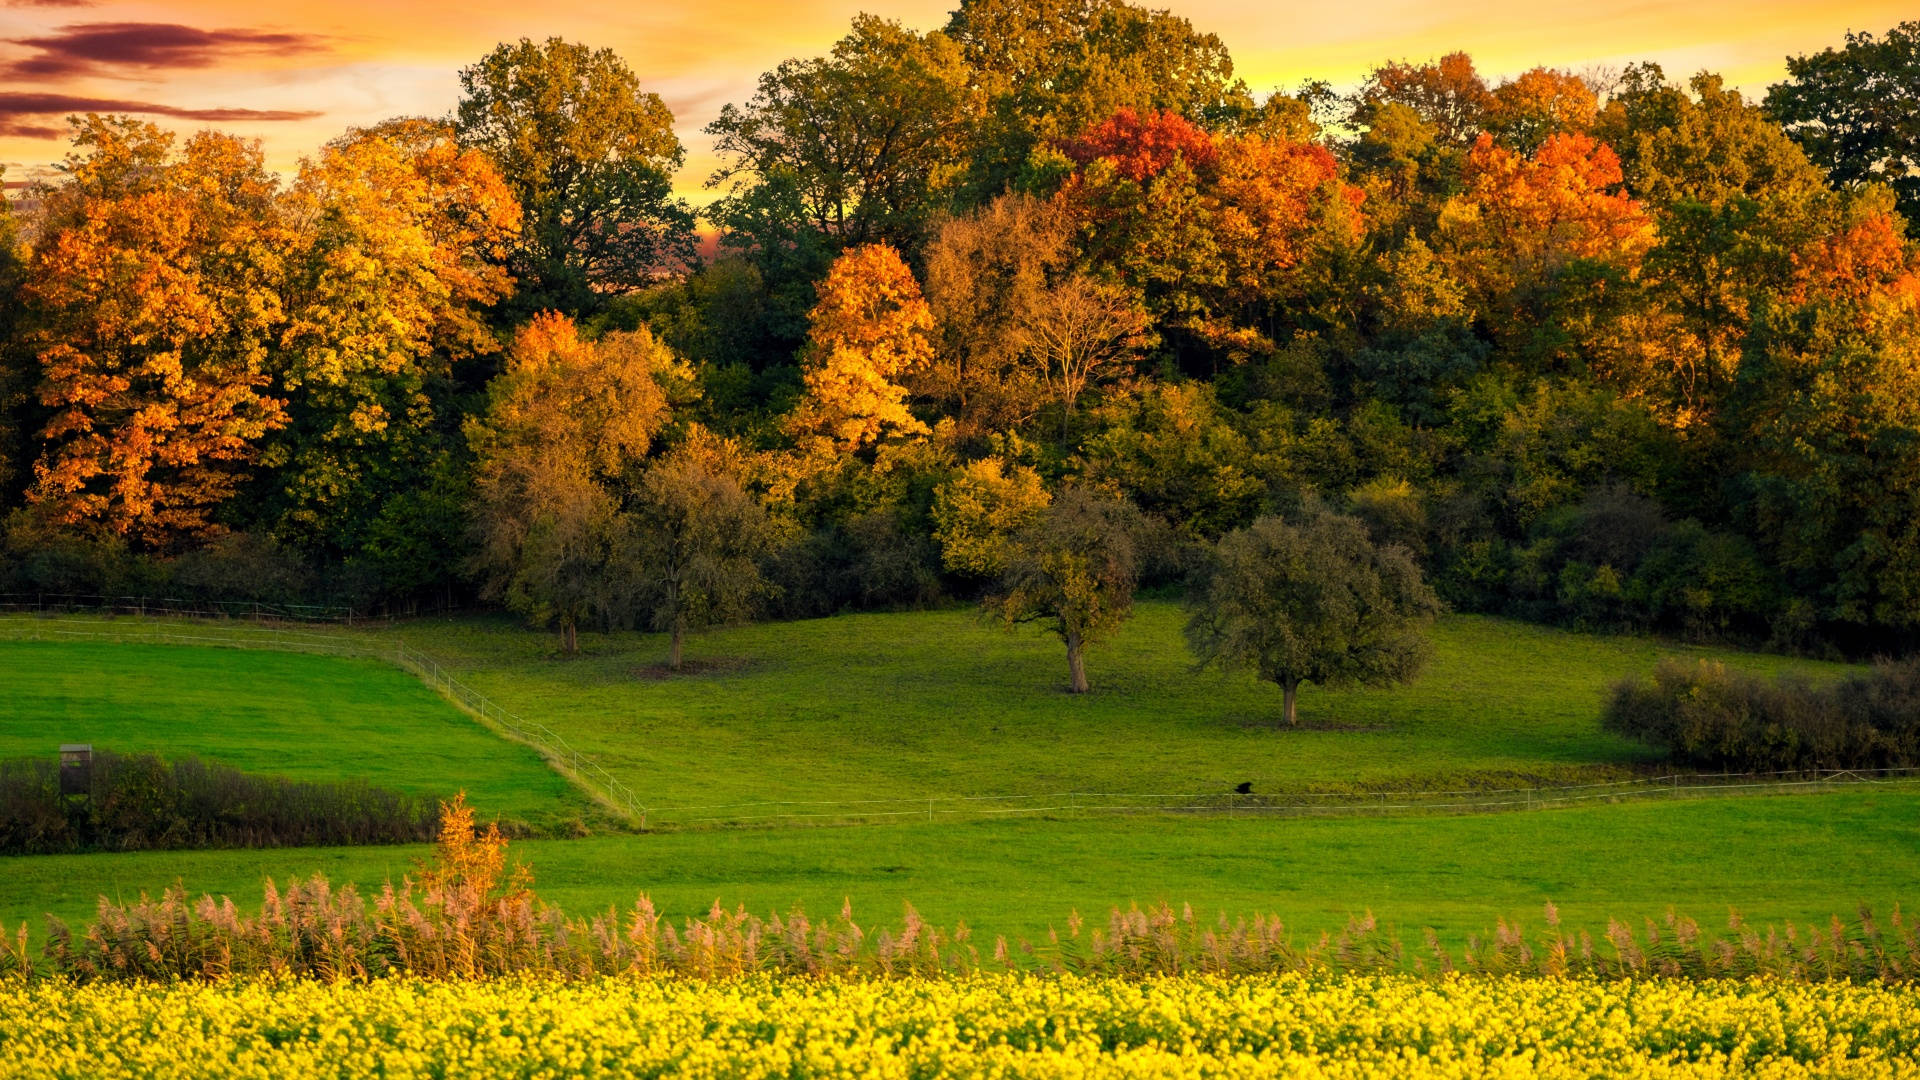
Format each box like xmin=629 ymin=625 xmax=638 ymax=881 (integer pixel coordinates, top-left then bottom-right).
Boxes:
xmin=374 ymin=604 xmax=1855 ymax=815
xmin=4 ymin=790 xmax=1914 ymax=944
xmin=0 ymin=640 xmax=588 ymax=825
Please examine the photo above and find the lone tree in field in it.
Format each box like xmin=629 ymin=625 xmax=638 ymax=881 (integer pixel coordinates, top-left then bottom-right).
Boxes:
xmin=1186 ymin=509 xmax=1441 ymax=726
xmin=985 ymin=485 xmax=1140 ymax=693
xmin=620 ymin=437 xmax=771 ymax=670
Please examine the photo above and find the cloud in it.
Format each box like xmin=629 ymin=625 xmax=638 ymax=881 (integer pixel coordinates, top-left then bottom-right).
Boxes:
xmin=0 ymin=91 xmax=322 ymax=137
xmin=3 ymin=22 xmax=329 ymax=80
xmin=5 ymin=1 xmax=98 ymax=8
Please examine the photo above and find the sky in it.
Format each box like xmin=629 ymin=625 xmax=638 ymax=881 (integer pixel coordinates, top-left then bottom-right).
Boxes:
xmin=0 ymin=0 xmax=1911 ymax=200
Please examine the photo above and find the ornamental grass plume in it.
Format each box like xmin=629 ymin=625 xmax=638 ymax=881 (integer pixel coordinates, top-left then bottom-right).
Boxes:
xmin=14 ymin=799 xmax=1920 ymax=984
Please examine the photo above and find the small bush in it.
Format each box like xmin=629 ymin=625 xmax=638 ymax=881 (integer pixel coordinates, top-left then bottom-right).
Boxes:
xmin=1603 ymin=657 xmax=1920 ymax=771
xmin=0 ymin=750 xmax=439 ymax=854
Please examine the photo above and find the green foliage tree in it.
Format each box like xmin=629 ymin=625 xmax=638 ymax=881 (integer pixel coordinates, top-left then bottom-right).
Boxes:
xmin=619 ymin=436 xmax=772 ymax=670
xmin=707 ymin=16 xmax=976 ymax=259
xmin=1185 ymin=509 xmax=1442 ymax=726
xmin=457 ymin=38 xmax=696 ymax=318
xmin=945 ymin=0 xmax=1252 ymax=195
xmin=1767 ymin=21 xmax=1920 ymax=222
xmin=984 ymin=485 xmax=1140 ymax=693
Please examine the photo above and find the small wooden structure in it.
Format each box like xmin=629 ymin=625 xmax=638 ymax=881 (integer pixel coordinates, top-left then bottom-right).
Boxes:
xmin=59 ymin=744 xmax=92 ymax=796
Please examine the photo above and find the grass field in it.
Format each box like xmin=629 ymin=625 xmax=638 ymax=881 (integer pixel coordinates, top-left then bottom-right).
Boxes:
xmin=1 ymin=607 xmax=1904 ymax=952
xmin=5 ymin=789 xmax=1914 ymax=945
xmin=0 ymin=637 xmax=590 ymax=827
xmin=359 ymin=603 xmax=1856 ymax=816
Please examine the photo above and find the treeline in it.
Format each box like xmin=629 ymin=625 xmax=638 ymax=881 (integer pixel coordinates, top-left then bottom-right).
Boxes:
xmin=0 ymin=3 xmax=1916 ymax=657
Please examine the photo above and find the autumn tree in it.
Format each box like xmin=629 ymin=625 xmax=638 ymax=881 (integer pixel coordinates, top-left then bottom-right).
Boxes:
xmin=263 ymin=118 xmax=519 ymax=557
xmin=467 ymin=313 xmax=684 ymax=650
xmin=985 ymin=484 xmax=1140 ymax=693
xmin=1487 ymin=68 xmax=1598 ymax=154
xmin=930 ymin=451 xmax=1052 ymax=577
xmin=620 ymin=434 xmax=772 ymax=669
xmin=1767 ymin=20 xmax=1920 ymax=221
xmin=919 ymin=193 xmax=1072 ymax=433
xmin=1185 ymin=509 xmax=1441 ymax=726
xmin=458 ymin=38 xmax=696 ymax=317
xmin=785 ymin=244 xmax=934 ymax=454
xmin=1435 ymin=132 xmax=1656 ymax=374
xmin=1598 ymin=68 xmax=1834 ymax=418
xmin=1022 ymin=274 xmax=1150 ymax=435
xmin=0 ymin=173 xmax=28 ymax=508
xmin=1353 ymin=52 xmax=1492 ymax=148
xmin=22 ymin=117 xmax=287 ymax=547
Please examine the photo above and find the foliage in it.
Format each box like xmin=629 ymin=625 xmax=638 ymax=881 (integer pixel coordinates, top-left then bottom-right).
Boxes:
xmin=1186 ymin=509 xmax=1441 ymax=726
xmin=457 ymin=38 xmax=696 ymax=317
xmin=20 ymin=118 xmax=288 ymax=548
xmin=706 ymin=16 xmax=975 ymax=258
xmin=620 ymin=436 xmax=772 ymax=669
xmin=1605 ymin=657 xmax=1920 ymax=771
xmin=1768 ymin=20 xmax=1920 ymax=222
xmin=465 ymin=314 xmax=683 ymax=649
xmin=0 ymin=749 xmax=438 ymax=854
xmin=930 ymin=453 xmax=1052 ymax=577
xmin=984 ymin=486 xmax=1141 ymax=692
xmin=785 ymin=244 xmax=935 ymax=455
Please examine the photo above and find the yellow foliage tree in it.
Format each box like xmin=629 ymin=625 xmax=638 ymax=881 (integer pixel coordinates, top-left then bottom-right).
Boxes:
xmin=786 ymin=244 xmax=934 ymax=454
xmin=467 ymin=312 xmax=687 ymax=650
xmin=931 ymin=454 xmax=1053 ymax=577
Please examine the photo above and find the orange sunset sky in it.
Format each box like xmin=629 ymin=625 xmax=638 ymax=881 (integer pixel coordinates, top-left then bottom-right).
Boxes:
xmin=0 ymin=0 xmax=1910 ymax=199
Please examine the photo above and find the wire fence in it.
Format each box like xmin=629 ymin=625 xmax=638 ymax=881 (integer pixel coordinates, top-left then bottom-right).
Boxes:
xmin=0 ymin=614 xmax=647 ymax=824
xmin=630 ymin=767 xmax=1920 ymax=827
xmin=6 ymin=611 xmax=1918 ymax=832
xmin=0 ymin=593 xmax=359 ymax=623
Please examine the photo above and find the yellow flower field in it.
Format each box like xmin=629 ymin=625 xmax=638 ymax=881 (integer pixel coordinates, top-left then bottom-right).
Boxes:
xmin=3 ymin=974 xmax=1917 ymax=1079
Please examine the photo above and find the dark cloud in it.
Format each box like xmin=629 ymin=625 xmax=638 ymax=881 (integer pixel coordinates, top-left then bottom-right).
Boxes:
xmin=0 ymin=91 xmax=322 ymax=138
xmin=3 ymin=22 xmax=329 ymax=79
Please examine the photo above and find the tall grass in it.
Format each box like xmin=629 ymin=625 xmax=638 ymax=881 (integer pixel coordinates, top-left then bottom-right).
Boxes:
xmin=0 ymin=750 xmax=440 ymax=854
xmin=6 ymin=796 xmax=1913 ymax=985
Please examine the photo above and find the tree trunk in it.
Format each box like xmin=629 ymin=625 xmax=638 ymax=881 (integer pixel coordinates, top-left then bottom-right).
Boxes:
xmin=1282 ymin=681 xmax=1298 ymax=727
xmin=562 ymin=618 xmax=578 ymax=654
xmin=1065 ymin=629 xmax=1088 ymax=694
xmin=669 ymin=617 xmax=684 ymax=671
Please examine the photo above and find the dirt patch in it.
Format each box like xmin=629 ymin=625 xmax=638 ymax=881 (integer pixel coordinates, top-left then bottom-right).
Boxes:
xmin=632 ymin=655 xmax=761 ymax=680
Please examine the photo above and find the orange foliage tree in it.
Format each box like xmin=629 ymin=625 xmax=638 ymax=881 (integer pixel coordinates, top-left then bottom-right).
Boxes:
xmin=23 ymin=117 xmax=289 ymax=547
xmin=1437 ymin=132 xmax=1656 ymax=366
xmin=785 ymin=243 xmax=934 ymax=454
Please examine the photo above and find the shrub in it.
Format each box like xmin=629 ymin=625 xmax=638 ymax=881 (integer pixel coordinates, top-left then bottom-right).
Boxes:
xmin=0 ymin=750 xmax=439 ymax=854
xmin=1603 ymin=657 xmax=1920 ymax=771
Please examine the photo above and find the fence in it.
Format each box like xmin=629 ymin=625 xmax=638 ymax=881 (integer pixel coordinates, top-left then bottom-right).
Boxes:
xmin=0 ymin=615 xmax=647 ymax=824
xmin=0 ymin=593 xmax=358 ymax=623
xmin=6 ymin=612 xmax=1918 ymax=833
xmin=628 ymin=767 xmax=1920 ymax=827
